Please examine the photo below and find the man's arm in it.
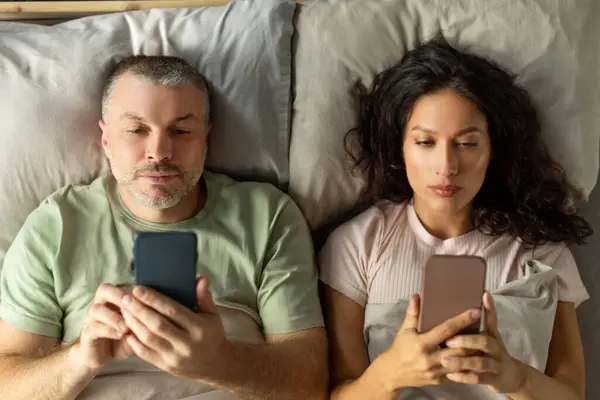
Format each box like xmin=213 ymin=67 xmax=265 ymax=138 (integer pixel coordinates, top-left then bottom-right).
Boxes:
xmin=0 ymin=319 xmax=96 ymax=400
xmin=121 ymin=281 xmax=328 ymax=400
xmin=204 ymin=327 xmax=328 ymax=400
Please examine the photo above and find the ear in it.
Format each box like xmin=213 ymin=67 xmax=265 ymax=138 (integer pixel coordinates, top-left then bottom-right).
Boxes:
xmin=99 ymin=119 xmax=109 ymax=151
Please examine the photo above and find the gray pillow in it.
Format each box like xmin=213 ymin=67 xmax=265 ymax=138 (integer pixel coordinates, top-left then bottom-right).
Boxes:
xmin=0 ymin=0 xmax=296 ymax=273
xmin=290 ymin=0 xmax=600 ymax=231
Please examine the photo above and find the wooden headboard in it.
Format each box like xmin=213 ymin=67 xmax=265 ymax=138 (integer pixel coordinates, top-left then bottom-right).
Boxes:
xmin=0 ymin=1 xmax=231 ymax=22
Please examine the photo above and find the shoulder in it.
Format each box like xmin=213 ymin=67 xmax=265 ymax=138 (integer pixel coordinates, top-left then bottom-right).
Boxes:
xmin=328 ymin=201 xmax=408 ymax=244
xmin=42 ymin=175 xmax=108 ymax=214
xmin=516 ymin=241 xmax=571 ymax=266
xmin=206 ymin=170 xmax=292 ymax=207
xmin=205 ymin=171 xmax=305 ymax=231
xmin=320 ymin=201 xmax=409 ymax=264
xmin=17 ymin=175 xmax=108 ymax=242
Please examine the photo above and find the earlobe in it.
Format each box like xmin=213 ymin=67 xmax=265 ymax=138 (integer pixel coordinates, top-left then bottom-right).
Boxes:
xmin=99 ymin=120 xmax=109 ymax=150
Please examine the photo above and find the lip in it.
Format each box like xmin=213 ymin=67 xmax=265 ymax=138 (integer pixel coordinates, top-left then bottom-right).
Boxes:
xmin=141 ymin=172 xmax=179 ymax=177
xmin=428 ymin=185 xmax=461 ymax=198
xmin=140 ymin=174 xmax=179 ymax=184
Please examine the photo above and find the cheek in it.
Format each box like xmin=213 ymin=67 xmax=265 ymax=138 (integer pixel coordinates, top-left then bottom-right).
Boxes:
xmin=106 ymin=143 xmax=142 ymax=170
xmin=462 ymin=152 xmax=490 ymax=186
xmin=404 ymin=148 xmax=434 ymax=179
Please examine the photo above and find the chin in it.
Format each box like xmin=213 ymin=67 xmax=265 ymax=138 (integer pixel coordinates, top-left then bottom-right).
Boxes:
xmin=428 ymin=196 xmax=470 ymax=214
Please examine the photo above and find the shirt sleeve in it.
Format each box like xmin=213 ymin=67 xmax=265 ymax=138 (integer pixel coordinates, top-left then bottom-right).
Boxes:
xmin=318 ymin=207 xmax=382 ymax=307
xmin=257 ymin=198 xmax=324 ymax=335
xmin=533 ymin=243 xmax=590 ymax=308
xmin=0 ymin=198 xmax=63 ymax=337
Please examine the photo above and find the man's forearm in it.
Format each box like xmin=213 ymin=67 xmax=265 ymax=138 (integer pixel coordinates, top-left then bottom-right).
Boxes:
xmin=0 ymin=344 xmax=97 ymax=400
xmin=201 ymin=337 xmax=328 ymax=400
xmin=508 ymin=360 xmax=583 ymax=400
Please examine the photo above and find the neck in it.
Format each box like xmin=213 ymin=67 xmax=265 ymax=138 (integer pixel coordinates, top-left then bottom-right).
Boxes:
xmin=118 ymin=179 xmax=206 ymax=224
xmin=412 ymin=197 xmax=473 ymax=240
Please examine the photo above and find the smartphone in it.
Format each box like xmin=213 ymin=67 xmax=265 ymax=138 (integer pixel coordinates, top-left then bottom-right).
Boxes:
xmin=417 ymin=254 xmax=486 ymax=335
xmin=132 ymin=231 xmax=198 ymax=311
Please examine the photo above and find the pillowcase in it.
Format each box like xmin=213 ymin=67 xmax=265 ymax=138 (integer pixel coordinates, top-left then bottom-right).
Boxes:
xmin=0 ymin=0 xmax=296 ymax=272
xmin=290 ymin=0 xmax=600 ymax=230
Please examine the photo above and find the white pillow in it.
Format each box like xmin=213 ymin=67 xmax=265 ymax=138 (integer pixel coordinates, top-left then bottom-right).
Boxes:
xmin=290 ymin=0 xmax=600 ymax=230
xmin=0 ymin=0 xmax=296 ymax=270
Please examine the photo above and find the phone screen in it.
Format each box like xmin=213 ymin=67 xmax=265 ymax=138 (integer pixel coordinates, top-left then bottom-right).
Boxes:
xmin=132 ymin=231 xmax=198 ymax=311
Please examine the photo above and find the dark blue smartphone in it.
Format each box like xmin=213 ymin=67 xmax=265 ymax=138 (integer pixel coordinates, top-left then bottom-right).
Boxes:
xmin=132 ymin=231 xmax=198 ymax=311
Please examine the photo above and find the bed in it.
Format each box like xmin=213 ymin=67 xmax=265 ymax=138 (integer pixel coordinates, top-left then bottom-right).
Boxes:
xmin=0 ymin=0 xmax=598 ymax=398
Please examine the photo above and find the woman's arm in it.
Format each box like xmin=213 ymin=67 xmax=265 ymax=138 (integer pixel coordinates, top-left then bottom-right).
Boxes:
xmin=324 ymin=285 xmax=484 ymax=399
xmin=507 ymin=301 xmax=585 ymax=400
xmin=324 ymin=285 xmax=396 ymax=400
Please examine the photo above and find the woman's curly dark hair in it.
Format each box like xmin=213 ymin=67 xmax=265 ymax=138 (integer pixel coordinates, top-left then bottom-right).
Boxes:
xmin=346 ymin=37 xmax=593 ymax=245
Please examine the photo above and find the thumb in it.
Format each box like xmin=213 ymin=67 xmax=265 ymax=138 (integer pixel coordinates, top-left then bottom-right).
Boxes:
xmin=483 ymin=292 xmax=502 ymax=340
xmin=400 ymin=293 xmax=420 ymax=332
xmin=195 ymin=275 xmax=219 ymax=315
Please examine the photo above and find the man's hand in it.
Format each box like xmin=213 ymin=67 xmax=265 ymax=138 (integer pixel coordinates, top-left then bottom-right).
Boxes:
xmin=120 ymin=275 xmax=227 ymax=380
xmin=69 ymin=283 xmax=135 ymax=370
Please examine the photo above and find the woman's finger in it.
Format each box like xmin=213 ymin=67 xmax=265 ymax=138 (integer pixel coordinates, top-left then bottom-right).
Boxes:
xmin=483 ymin=292 xmax=502 ymax=340
xmin=445 ymin=334 xmax=502 ymax=357
xmin=442 ymin=356 xmax=501 ymax=374
xmin=446 ymin=372 xmax=492 ymax=385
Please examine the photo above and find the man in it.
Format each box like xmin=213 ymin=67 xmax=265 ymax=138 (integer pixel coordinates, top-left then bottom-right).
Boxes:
xmin=0 ymin=56 xmax=327 ymax=399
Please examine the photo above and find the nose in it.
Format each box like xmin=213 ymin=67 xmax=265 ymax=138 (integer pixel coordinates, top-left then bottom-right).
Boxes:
xmin=145 ymin=131 xmax=172 ymax=162
xmin=435 ymin=142 xmax=459 ymax=177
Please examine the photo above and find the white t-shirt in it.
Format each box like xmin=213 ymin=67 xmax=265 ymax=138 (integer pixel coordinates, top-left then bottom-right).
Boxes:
xmin=320 ymin=201 xmax=589 ymax=307
xmin=319 ymin=201 xmax=589 ymax=400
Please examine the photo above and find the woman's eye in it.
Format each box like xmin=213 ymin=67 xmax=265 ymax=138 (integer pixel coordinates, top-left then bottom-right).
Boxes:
xmin=416 ymin=140 xmax=434 ymax=146
xmin=457 ymin=142 xmax=478 ymax=148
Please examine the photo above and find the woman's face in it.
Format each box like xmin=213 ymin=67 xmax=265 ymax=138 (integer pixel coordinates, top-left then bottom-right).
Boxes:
xmin=403 ymin=88 xmax=491 ymax=216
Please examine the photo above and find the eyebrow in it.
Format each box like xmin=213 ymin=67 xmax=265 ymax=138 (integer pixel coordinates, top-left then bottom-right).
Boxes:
xmin=119 ymin=112 xmax=199 ymax=125
xmin=411 ymin=125 xmax=483 ymax=135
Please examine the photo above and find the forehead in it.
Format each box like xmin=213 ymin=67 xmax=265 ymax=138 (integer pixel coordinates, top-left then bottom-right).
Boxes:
xmin=407 ymin=89 xmax=488 ymax=133
xmin=106 ymin=73 xmax=206 ymax=122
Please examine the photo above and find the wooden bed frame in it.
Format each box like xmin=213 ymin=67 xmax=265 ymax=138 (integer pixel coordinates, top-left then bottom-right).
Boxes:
xmin=0 ymin=1 xmax=233 ymax=21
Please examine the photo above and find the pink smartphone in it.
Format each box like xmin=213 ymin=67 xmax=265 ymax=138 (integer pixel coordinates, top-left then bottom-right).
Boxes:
xmin=417 ymin=254 xmax=487 ymax=335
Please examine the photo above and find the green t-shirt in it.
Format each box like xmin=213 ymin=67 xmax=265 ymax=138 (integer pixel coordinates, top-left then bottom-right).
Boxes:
xmin=0 ymin=171 xmax=323 ymax=342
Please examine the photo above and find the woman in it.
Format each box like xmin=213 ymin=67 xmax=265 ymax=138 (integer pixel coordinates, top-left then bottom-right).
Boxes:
xmin=319 ymin=37 xmax=592 ymax=400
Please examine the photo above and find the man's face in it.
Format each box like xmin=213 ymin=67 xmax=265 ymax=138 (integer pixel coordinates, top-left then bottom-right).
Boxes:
xmin=99 ymin=73 xmax=210 ymax=209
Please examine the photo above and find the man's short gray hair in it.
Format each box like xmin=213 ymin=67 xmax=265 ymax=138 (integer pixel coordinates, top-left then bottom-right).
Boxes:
xmin=101 ymin=55 xmax=211 ymax=123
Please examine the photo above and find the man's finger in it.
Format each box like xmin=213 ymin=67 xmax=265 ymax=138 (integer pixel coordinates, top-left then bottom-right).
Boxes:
xmin=87 ymin=303 xmax=129 ymax=333
xmin=126 ymin=333 xmax=161 ymax=367
xmin=422 ymin=308 xmax=481 ymax=348
xmin=83 ymin=321 xmax=123 ymax=342
xmin=94 ymin=283 xmax=128 ymax=307
xmin=129 ymin=286 xmax=194 ymax=330
xmin=123 ymin=289 xmax=189 ymax=339
xmin=122 ymin=309 xmax=173 ymax=353
xmin=196 ymin=276 xmax=219 ymax=316
xmin=400 ymin=294 xmax=420 ymax=332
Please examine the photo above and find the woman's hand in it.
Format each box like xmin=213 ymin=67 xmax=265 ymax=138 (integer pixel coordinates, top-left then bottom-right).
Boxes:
xmin=441 ymin=292 xmax=526 ymax=394
xmin=367 ymin=293 xmax=482 ymax=394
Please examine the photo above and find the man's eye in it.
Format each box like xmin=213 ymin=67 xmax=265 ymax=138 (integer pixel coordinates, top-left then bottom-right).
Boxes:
xmin=173 ymin=129 xmax=191 ymax=135
xmin=127 ymin=128 xmax=146 ymax=134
